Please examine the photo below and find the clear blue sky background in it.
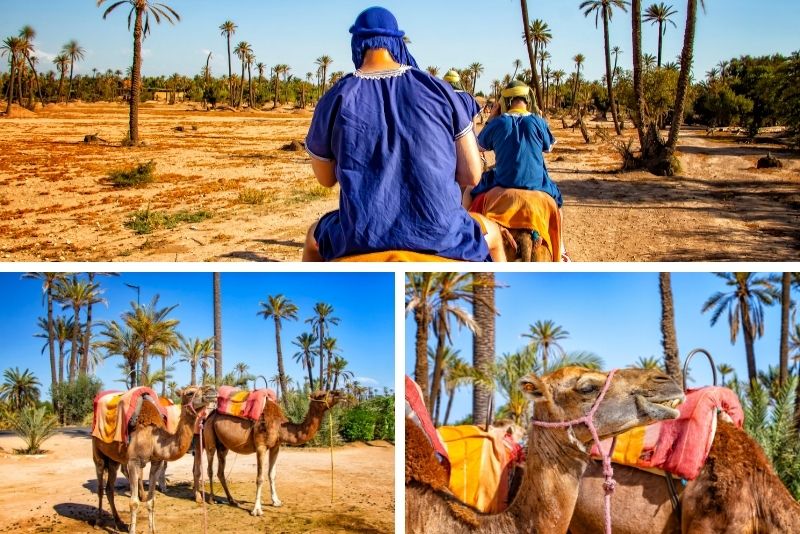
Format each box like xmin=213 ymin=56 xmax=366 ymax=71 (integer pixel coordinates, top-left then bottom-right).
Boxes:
xmin=1 ymin=1 xmax=798 ymax=93
xmin=404 ymin=272 xmax=794 ymax=423
xmin=0 ymin=272 xmax=395 ymax=399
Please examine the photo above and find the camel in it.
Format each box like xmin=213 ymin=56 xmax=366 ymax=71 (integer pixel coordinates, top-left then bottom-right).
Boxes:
xmin=193 ymin=390 xmax=344 ymax=516
xmin=92 ymin=385 xmax=217 ymax=533
xmin=570 ymin=417 xmax=800 ymax=533
xmin=405 ymin=367 xmax=685 ymax=534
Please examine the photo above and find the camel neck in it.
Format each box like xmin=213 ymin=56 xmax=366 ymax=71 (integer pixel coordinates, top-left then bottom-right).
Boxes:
xmin=278 ymin=400 xmax=328 ymax=445
xmin=158 ymin=407 xmax=197 ymax=461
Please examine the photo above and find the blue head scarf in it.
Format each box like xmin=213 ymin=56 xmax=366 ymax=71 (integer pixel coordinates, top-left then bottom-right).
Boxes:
xmin=349 ymin=7 xmax=419 ymax=70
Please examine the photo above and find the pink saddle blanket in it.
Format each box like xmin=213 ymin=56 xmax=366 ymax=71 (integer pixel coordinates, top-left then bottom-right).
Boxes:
xmin=592 ymin=386 xmax=743 ymax=480
xmin=215 ymin=386 xmax=277 ymax=421
xmin=405 ymin=375 xmax=450 ymax=478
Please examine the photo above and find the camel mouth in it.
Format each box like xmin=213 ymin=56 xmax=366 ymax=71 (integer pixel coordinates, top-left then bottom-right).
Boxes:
xmin=635 ymin=393 xmax=685 ymax=421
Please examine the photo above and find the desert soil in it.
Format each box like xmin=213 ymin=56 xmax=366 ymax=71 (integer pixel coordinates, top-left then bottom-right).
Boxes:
xmin=0 ymin=101 xmax=797 ymax=262
xmin=0 ymin=429 xmax=394 ymax=533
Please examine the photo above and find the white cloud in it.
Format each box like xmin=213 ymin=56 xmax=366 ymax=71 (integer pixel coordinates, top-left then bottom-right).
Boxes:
xmin=353 ymin=376 xmax=379 ymax=386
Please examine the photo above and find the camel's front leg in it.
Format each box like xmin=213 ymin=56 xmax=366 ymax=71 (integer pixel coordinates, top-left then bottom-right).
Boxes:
xmin=106 ymin=462 xmax=127 ymax=532
xmin=146 ymin=461 xmax=162 ymax=534
xmin=268 ymin=445 xmax=282 ymax=507
xmin=128 ymin=461 xmax=141 ymax=534
xmin=192 ymin=435 xmax=204 ymax=503
xmin=93 ymin=456 xmax=106 ymax=529
xmin=251 ymin=446 xmax=268 ymax=516
xmin=216 ymin=447 xmax=238 ymax=506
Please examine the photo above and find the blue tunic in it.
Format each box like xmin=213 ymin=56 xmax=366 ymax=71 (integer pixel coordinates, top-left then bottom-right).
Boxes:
xmin=473 ymin=112 xmax=562 ymax=207
xmin=305 ymin=65 xmax=490 ymax=261
xmin=455 ymin=90 xmax=481 ymax=121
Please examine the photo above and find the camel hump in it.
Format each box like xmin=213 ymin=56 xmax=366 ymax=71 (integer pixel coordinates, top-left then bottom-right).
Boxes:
xmin=133 ymin=398 xmax=167 ymax=431
xmin=262 ymin=399 xmax=286 ymax=421
xmin=405 ymin=419 xmax=449 ymax=490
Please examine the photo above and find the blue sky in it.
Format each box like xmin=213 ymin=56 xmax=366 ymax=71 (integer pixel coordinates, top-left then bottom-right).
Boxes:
xmin=1 ymin=1 xmax=798 ymax=93
xmin=0 ymin=272 xmax=395 ymax=399
xmin=404 ymin=272 xmax=794 ymax=423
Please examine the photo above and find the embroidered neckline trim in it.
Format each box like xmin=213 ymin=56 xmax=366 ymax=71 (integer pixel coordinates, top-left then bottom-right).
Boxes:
xmin=354 ymin=65 xmax=412 ymax=80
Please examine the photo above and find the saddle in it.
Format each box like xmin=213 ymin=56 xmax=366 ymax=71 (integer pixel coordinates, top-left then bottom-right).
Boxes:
xmin=91 ymin=387 xmax=168 ymax=444
xmin=215 ymin=385 xmax=277 ymax=421
xmin=592 ymin=386 xmax=744 ymax=480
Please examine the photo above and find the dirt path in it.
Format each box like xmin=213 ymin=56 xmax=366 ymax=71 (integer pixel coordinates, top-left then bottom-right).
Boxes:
xmin=0 ymin=103 xmax=797 ymax=262
xmin=0 ymin=430 xmax=394 ymax=533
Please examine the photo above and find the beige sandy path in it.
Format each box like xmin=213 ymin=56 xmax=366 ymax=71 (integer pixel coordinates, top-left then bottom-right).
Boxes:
xmin=0 ymin=429 xmax=394 ymax=533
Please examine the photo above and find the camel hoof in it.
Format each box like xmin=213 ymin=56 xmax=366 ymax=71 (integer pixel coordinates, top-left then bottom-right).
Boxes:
xmin=250 ymin=507 xmax=263 ymax=517
xmin=228 ymin=499 xmax=238 ymax=507
xmin=272 ymin=500 xmax=283 ymax=508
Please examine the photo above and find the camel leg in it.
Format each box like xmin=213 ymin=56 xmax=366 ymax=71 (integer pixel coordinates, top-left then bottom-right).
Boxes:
xmin=216 ymin=447 xmax=238 ymax=506
xmin=267 ymin=445 xmax=283 ymax=507
xmin=93 ymin=455 xmax=106 ymax=529
xmin=192 ymin=435 xmax=203 ymax=503
xmin=251 ymin=446 xmax=268 ymax=516
xmin=146 ymin=461 xmax=161 ymax=534
xmin=106 ymin=462 xmax=127 ymax=532
xmin=128 ymin=461 xmax=141 ymax=534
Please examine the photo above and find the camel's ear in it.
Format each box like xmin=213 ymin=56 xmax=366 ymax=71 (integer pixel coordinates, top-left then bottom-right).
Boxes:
xmin=519 ymin=375 xmax=548 ymax=403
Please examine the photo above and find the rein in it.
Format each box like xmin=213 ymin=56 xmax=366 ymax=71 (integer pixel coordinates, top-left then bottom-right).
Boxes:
xmin=529 ymin=369 xmax=618 ymax=534
xmin=309 ymin=393 xmax=335 ymax=504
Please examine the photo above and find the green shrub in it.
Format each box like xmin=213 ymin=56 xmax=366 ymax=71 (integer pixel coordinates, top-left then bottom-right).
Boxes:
xmin=238 ymin=188 xmax=267 ymax=205
xmin=51 ymin=375 xmax=103 ymax=426
xmin=109 ymin=161 xmax=156 ymax=188
xmin=340 ymin=404 xmax=377 ymax=442
xmin=13 ymin=406 xmax=58 ymax=454
xmin=125 ymin=207 xmax=212 ymax=234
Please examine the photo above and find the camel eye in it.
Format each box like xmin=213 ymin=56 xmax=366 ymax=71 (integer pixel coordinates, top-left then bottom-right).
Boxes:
xmin=577 ymin=383 xmax=599 ymax=394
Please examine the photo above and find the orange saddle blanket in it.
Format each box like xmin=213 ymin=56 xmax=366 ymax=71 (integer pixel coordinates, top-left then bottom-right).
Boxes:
xmin=215 ymin=386 xmax=277 ymax=421
xmin=91 ymin=387 xmax=168 ymax=444
xmin=592 ymin=386 xmax=744 ymax=480
xmin=335 ymin=251 xmax=457 ymax=262
xmin=470 ymin=187 xmax=561 ymax=262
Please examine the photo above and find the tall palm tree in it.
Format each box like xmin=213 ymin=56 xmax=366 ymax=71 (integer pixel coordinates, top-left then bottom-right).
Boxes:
xmin=98 ymin=0 xmax=180 ymax=144
xmin=233 ymin=41 xmax=252 ymax=108
xmin=716 ymin=363 xmax=735 ymax=387
xmin=527 ymin=20 xmax=552 ymax=76
xmin=122 ymin=295 xmax=180 ymax=385
xmin=18 ymin=26 xmax=44 ymax=108
xmin=442 ymin=351 xmax=474 ymax=426
xmin=315 ymin=55 xmax=333 ymax=95
xmin=0 ymin=368 xmax=41 ymax=411
xmin=52 ymin=315 xmax=74 ymax=384
xmin=552 ymin=69 xmax=566 ymax=108
xmin=468 ymin=62 xmax=484 ymax=94
xmin=22 ymin=273 xmax=64 ymax=393
xmin=1 ymin=37 xmax=24 ymax=112
xmin=219 ymin=20 xmax=237 ymax=106
xmin=611 ymin=46 xmax=623 ymax=83
xmin=701 ymin=272 xmax=777 ymax=387
xmin=306 ymin=303 xmax=339 ymax=389
xmin=426 ymin=66 xmax=440 ymax=77
xmin=53 ymin=54 xmax=69 ymax=103
xmin=522 ymin=320 xmax=569 ymax=373
xmin=406 ymin=273 xmax=437 ymax=407
xmin=512 ymin=59 xmax=523 ymax=79
xmin=472 ymin=273 xmax=496 ymax=426
xmin=519 ymin=2 xmax=545 ymax=112
xmin=98 ymin=320 xmax=142 ymax=388
xmin=778 ymin=272 xmax=791 ymax=385
xmin=322 ymin=336 xmax=341 ymax=390
xmin=234 ymin=362 xmax=250 ymax=382
xmin=81 ymin=273 xmax=113 ymax=375
xmin=643 ymin=3 xmax=678 ymax=68
xmin=176 ymin=335 xmax=213 ymax=385
xmin=213 ymin=273 xmax=222 ymax=383
xmin=257 ymin=294 xmax=298 ymax=404
xmin=580 ymin=0 xmax=628 ymax=135
xmin=659 ymin=273 xmax=682 ymax=382
xmin=329 ymin=356 xmax=352 ymax=391
xmin=55 ymin=275 xmax=97 ymax=382
xmin=61 ymin=40 xmax=85 ymax=103
xmin=292 ymin=332 xmax=318 ymax=390
xmin=571 ymin=53 xmax=586 ymax=114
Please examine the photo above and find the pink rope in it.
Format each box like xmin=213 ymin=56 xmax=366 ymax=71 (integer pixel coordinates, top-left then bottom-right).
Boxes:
xmin=530 ymin=369 xmax=619 ymax=534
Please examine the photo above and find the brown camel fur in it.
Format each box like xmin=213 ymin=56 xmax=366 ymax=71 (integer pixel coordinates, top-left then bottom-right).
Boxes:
xmin=193 ymin=390 xmax=344 ymax=516
xmin=570 ymin=418 xmax=800 ymax=533
xmin=405 ymin=367 xmax=685 ymax=534
xmin=91 ymin=386 xmax=217 ymax=533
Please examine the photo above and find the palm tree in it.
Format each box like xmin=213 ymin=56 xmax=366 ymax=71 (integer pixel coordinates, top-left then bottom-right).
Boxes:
xmin=315 ymin=55 xmax=333 ymax=95
xmin=778 ymin=272 xmax=791 ymax=385
xmin=635 ymin=355 xmax=664 ymax=370
xmin=61 ymin=40 xmax=85 ymax=103
xmin=81 ymin=273 xmax=113 ymax=376
xmin=122 ymin=295 xmax=180 ymax=385
xmin=322 ymin=337 xmax=341 ymax=390
xmin=306 ymin=303 xmax=339 ymax=389
xmin=659 ymin=273 xmax=681 ymax=382
xmin=213 ymin=273 xmax=222 ymax=383
xmin=292 ymin=332 xmax=318 ymax=390
xmin=53 ymin=54 xmax=69 ymax=103
xmin=18 ymin=26 xmax=44 ymax=108
xmin=442 ymin=351 xmax=474 ymax=426
xmin=219 ymin=20 xmax=237 ymax=106
xmin=233 ymin=41 xmax=252 ymax=108
xmin=1 ymin=37 xmax=24 ymax=113
xmin=519 ymin=3 xmax=545 ymax=112
xmin=701 ymin=273 xmax=777 ymax=387
xmin=257 ymin=294 xmax=298 ymax=405
xmin=717 ymin=363 xmax=735 ymax=387
xmin=522 ymin=320 xmax=569 ymax=373
xmin=552 ymin=69 xmax=566 ymax=108
xmin=512 ymin=59 xmax=523 ymax=79
xmin=643 ymin=3 xmax=678 ymax=68
xmin=98 ymin=0 xmax=180 ymax=145
xmin=580 ymin=0 xmax=628 ymax=135
xmin=406 ymin=273 xmax=439 ymax=406
xmin=55 ymin=275 xmax=97 ymax=382
xmin=468 ymin=62 xmax=484 ymax=94
xmin=527 ymin=20 xmax=552 ymax=80
xmin=176 ymin=335 xmax=213 ymax=385
xmin=0 ymin=368 xmax=41 ymax=411
xmin=571 ymin=53 xmax=586 ymax=114
xmin=472 ymin=273 xmax=496 ymax=426
xmin=52 ymin=316 xmax=74 ymax=384
xmin=22 ymin=273 xmax=64 ymax=393
xmin=426 ymin=66 xmax=440 ymax=77
xmin=98 ymin=320 xmax=142 ymax=388
xmin=234 ymin=362 xmax=250 ymax=382
xmin=611 ymin=46 xmax=623 ymax=83
xmin=329 ymin=356 xmax=352 ymax=391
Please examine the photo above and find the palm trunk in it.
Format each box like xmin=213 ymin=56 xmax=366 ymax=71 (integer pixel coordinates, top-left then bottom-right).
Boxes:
xmin=666 ymin=0 xmax=698 ymax=151
xmin=318 ymin=324 xmax=325 ymax=389
xmin=433 ymin=388 xmax=442 ymax=426
xmin=26 ymin=56 xmax=44 ymax=108
xmin=326 ymin=349 xmax=333 ymax=390
xmin=141 ymin=346 xmax=149 ymax=385
xmin=161 ymin=354 xmax=166 ymax=397
xmin=129 ymin=8 xmax=144 ymax=143
xmin=414 ymin=309 xmax=431 ymax=408
xmin=190 ymin=361 xmax=196 ymax=386
xmin=67 ymin=60 xmax=74 ymax=103
xmin=80 ymin=298 xmax=92 ymax=375
xmin=657 ymin=21 xmax=664 ymax=68
xmin=47 ymin=288 xmax=57 ymax=390
xmin=332 ymin=372 xmax=340 ymax=392
xmin=603 ymin=10 xmax=622 ymax=135
xmin=739 ymin=299 xmax=757 ymax=389
xmin=273 ymin=74 xmax=279 ymax=108
xmin=238 ymin=61 xmax=245 ymax=108
xmin=321 ymin=66 xmax=328 ymax=95
xmin=57 ymin=70 xmax=65 ymax=103
xmin=520 ymin=0 xmax=545 ymax=113
xmin=429 ymin=327 xmax=447 ymax=414
xmin=472 ymin=272 xmax=495 ymax=428
xmin=226 ymin=37 xmax=233 ymax=107
xmin=248 ymin=63 xmax=254 ymax=108
xmin=5 ymin=55 xmax=16 ymax=114
xmin=305 ymin=351 xmax=314 ymax=391
xmin=443 ymin=390 xmax=455 ymax=426
xmin=213 ymin=273 xmax=222 ymax=383
xmin=58 ymin=339 xmax=65 ymax=385
xmin=274 ymin=318 xmax=289 ymax=407
xmin=69 ymin=305 xmax=80 ymax=382
xmin=778 ymin=273 xmax=790 ymax=386
xmin=571 ymin=66 xmax=581 ymax=114
xmin=659 ymin=273 xmax=682 ymax=383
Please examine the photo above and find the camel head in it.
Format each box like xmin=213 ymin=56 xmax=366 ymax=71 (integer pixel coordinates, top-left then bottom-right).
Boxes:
xmin=308 ymin=390 xmax=346 ymax=412
xmin=520 ymin=366 xmax=684 ymax=445
xmin=176 ymin=384 xmax=218 ymax=413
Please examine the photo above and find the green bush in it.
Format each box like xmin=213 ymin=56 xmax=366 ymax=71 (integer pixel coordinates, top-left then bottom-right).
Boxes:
xmin=340 ymin=404 xmax=377 ymax=442
xmin=51 ymin=375 xmax=103 ymax=426
xmin=109 ymin=161 xmax=156 ymax=188
xmin=13 ymin=406 xmax=58 ymax=454
xmin=125 ymin=207 xmax=212 ymax=234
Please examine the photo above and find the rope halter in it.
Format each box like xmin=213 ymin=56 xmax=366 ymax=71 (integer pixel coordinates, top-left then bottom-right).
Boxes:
xmin=529 ymin=369 xmax=619 ymax=534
